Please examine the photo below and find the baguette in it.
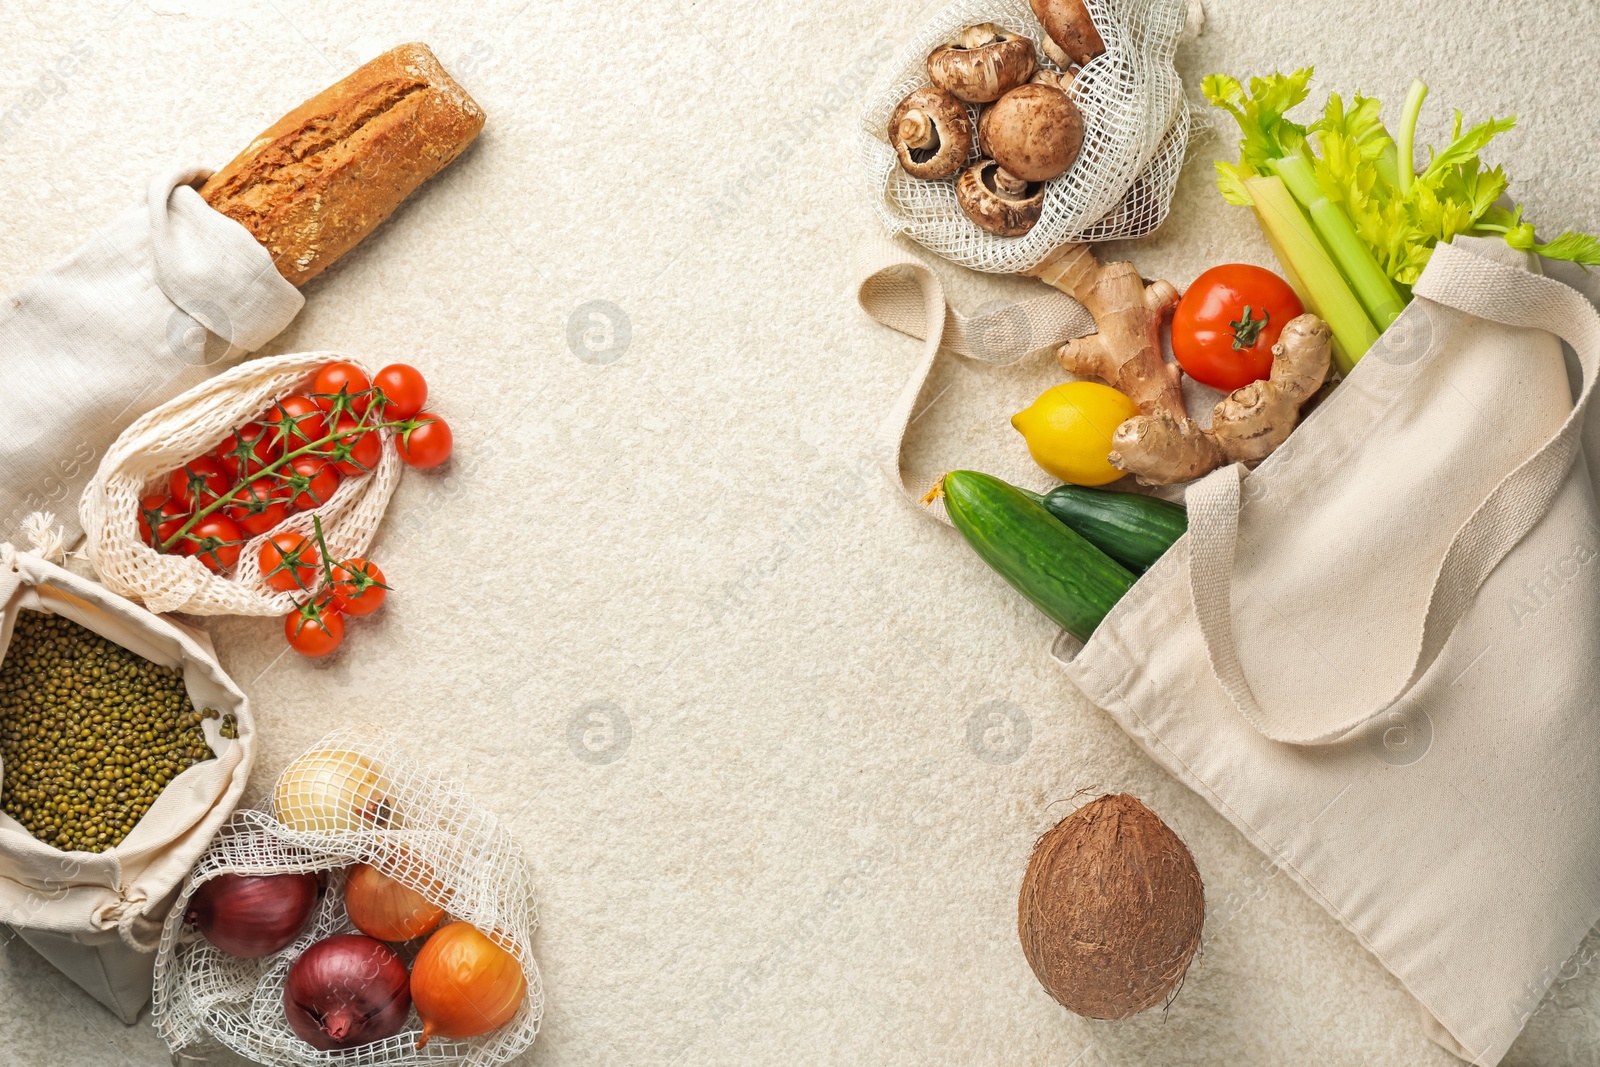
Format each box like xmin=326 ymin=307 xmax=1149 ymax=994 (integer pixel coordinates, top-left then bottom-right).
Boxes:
xmin=200 ymin=43 xmax=485 ymax=287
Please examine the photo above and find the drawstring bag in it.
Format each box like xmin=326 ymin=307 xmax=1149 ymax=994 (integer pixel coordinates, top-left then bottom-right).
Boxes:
xmin=0 ymin=167 xmax=302 ymax=545
xmin=0 ymin=520 xmax=252 ymax=1022
xmin=858 ymin=0 xmax=1193 ymax=274
xmin=861 ymin=235 xmax=1600 ymax=1065
xmin=79 ymin=351 xmax=404 ymax=617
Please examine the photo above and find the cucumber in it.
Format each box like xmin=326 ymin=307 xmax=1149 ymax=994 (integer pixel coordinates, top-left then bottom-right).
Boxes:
xmin=1025 ymin=484 xmax=1187 ymax=574
xmin=940 ymin=471 xmax=1136 ymax=642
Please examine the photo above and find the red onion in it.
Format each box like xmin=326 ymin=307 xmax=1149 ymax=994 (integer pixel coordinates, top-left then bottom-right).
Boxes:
xmin=284 ymin=934 xmax=412 ymax=1050
xmin=186 ymin=872 xmax=320 ymax=958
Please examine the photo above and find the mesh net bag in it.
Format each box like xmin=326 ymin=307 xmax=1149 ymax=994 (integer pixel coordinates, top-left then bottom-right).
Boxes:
xmin=152 ymin=727 xmax=544 ymax=1066
xmin=79 ymin=352 xmax=403 ymax=617
xmin=859 ymin=0 xmax=1192 ymax=273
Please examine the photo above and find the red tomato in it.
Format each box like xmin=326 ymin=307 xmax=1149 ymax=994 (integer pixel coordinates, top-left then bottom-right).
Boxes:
xmin=1171 ymin=264 xmax=1305 ymax=392
xmin=259 ymin=533 xmax=320 ymax=592
xmin=169 ymin=456 xmax=235 ymax=511
xmin=137 ymin=495 xmax=189 ymax=551
xmin=263 ymin=395 xmax=329 ymax=454
xmin=330 ymin=558 xmax=387 ymax=616
xmin=396 ymin=413 xmax=452 ymax=469
xmin=215 ymin=419 xmax=283 ymax=479
xmin=310 ymin=361 xmax=373 ymax=416
xmin=176 ymin=516 xmax=243 ymax=573
xmin=282 ymin=456 xmax=342 ymax=512
xmin=285 ymin=598 xmax=344 ymax=658
xmin=373 ymin=364 xmax=428 ymax=421
xmin=323 ymin=415 xmax=383 ymax=477
xmin=224 ymin=477 xmax=295 ymax=536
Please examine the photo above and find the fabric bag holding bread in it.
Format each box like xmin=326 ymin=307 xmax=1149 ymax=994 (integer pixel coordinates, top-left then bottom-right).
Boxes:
xmin=0 ymin=43 xmax=483 ymax=546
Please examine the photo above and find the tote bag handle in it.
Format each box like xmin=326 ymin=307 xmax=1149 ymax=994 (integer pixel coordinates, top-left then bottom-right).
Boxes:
xmin=1188 ymin=239 xmax=1600 ymax=746
xmin=855 ymin=237 xmax=1096 ymax=522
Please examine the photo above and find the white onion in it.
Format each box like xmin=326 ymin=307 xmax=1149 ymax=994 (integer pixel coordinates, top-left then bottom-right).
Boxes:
xmin=272 ymin=747 xmax=396 ymax=833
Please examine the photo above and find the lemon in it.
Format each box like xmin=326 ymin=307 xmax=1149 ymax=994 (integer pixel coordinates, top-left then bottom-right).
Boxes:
xmin=1011 ymin=382 xmax=1139 ymax=486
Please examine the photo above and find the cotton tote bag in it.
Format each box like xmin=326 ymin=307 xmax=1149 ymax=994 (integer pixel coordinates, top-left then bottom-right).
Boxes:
xmin=860 ymin=235 xmax=1600 ymax=1065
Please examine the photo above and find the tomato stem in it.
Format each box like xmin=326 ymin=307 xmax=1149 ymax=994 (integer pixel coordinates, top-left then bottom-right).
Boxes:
xmin=1229 ymin=305 xmax=1270 ymax=350
xmin=158 ymin=400 xmax=406 ymax=553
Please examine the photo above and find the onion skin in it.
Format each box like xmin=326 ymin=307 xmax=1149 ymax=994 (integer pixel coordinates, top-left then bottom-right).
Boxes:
xmin=411 ymin=923 xmax=526 ymax=1046
xmin=273 ymin=747 xmax=395 ymax=833
xmin=185 ymin=872 xmax=319 ymax=959
xmin=345 ymin=862 xmax=446 ymax=942
xmin=284 ymin=934 xmax=411 ymax=1051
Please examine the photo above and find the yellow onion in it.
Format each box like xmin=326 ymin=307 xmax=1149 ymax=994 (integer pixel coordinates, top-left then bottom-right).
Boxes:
xmin=345 ymin=861 xmax=446 ymax=942
xmin=411 ymin=922 xmax=526 ymax=1046
xmin=272 ymin=747 xmax=395 ymax=833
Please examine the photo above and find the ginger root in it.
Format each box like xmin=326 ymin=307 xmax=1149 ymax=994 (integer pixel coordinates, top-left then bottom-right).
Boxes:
xmin=1025 ymin=243 xmax=1332 ymax=486
xmin=1111 ymin=314 xmax=1332 ymax=484
xmin=1023 ymin=244 xmax=1184 ymax=422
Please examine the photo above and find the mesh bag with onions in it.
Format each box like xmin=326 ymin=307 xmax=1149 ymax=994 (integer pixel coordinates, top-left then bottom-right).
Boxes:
xmin=859 ymin=0 xmax=1192 ymax=273
xmin=152 ymin=728 xmax=542 ymax=1066
xmin=79 ymin=352 xmax=403 ymax=617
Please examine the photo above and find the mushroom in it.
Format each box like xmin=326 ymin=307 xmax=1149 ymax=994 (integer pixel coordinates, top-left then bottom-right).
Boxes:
xmin=1028 ymin=0 xmax=1106 ymax=67
xmin=1030 ymin=66 xmax=1078 ymax=93
xmin=889 ymin=87 xmax=973 ymax=181
xmin=927 ymin=23 xmax=1036 ymax=104
xmin=978 ymin=83 xmax=1084 ymax=182
xmin=956 ymin=159 xmax=1044 ymax=236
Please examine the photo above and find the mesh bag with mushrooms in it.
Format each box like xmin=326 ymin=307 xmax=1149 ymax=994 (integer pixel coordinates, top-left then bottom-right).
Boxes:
xmin=861 ymin=0 xmax=1192 ymax=273
xmin=152 ymin=727 xmax=544 ymax=1067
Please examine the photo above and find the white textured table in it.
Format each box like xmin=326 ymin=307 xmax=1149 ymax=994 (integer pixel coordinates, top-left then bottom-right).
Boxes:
xmin=3 ymin=1 xmax=1599 ymax=1064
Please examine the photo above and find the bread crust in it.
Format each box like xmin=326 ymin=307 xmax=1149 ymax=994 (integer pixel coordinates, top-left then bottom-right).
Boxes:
xmin=200 ymin=43 xmax=485 ymax=287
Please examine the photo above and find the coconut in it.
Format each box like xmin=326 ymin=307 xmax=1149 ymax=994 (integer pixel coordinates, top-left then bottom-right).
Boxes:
xmin=1017 ymin=793 xmax=1204 ymax=1019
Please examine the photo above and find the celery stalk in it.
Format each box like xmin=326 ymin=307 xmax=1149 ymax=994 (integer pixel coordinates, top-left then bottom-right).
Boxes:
xmin=1244 ymin=175 xmax=1378 ymax=373
xmin=1396 ymin=79 xmax=1429 ymax=198
xmin=1270 ymin=153 xmax=1407 ymax=330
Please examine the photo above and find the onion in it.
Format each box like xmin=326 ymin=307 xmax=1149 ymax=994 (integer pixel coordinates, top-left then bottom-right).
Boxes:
xmin=345 ymin=861 xmax=446 ymax=942
xmin=185 ymin=871 xmax=319 ymax=958
xmin=411 ymin=922 xmax=526 ymax=1046
xmin=273 ymin=746 xmax=395 ymax=833
xmin=284 ymin=934 xmax=411 ymax=1051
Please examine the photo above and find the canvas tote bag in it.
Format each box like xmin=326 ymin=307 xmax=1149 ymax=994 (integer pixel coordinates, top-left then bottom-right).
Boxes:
xmin=859 ymin=234 xmax=1600 ymax=1065
xmin=0 ymin=166 xmax=303 ymax=544
xmin=0 ymin=524 xmax=253 ymax=1022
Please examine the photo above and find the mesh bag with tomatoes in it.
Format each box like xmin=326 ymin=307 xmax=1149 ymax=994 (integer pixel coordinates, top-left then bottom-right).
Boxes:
xmin=152 ymin=727 xmax=543 ymax=1066
xmin=80 ymin=353 xmax=452 ymax=624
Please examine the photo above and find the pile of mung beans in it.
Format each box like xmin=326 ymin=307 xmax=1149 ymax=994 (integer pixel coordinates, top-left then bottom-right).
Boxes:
xmin=0 ymin=610 xmax=226 ymax=853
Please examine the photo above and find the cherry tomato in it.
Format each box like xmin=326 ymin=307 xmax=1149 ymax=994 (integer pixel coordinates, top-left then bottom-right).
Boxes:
xmin=175 ymin=516 xmax=243 ymax=573
xmin=285 ymin=598 xmax=344 ymax=658
xmin=373 ymin=364 xmax=428 ymax=421
xmin=330 ymin=558 xmax=388 ymax=616
xmin=169 ymin=456 xmax=234 ymax=511
xmin=395 ymin=413 xmax=452 ymax=469
xmin=1171 ymin=264 xmax=1305 ymax=392
xmin=137 ymin=495 xmax=189 ymax=551
xmin=263 ymin=395 xmax=329 ymax=454
xmin=259 ymin=532 xmax=320 ymax=592
xmin=322 ymin=415 xmax=383 ymax=477
xmin=281 ymin=456 xmax=342 ymax=512
xmin=224 ymin=477 xmax=295 ymax=537
xmin=310 ymin=361 xmax=373 ymax=416
xmin=215 ymin=419 xmax=283 ymax=479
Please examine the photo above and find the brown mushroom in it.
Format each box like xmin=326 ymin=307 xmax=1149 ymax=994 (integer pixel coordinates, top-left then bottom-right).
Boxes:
xmin=956 ymin=159 xmax=1044 ymax=236
xmin=927 ymin=23 xmax=1037 ymax=104
xmin=1030 ymin=66 xmax=1078 ymax=93
xmin=1028 ymin=0 xmax=1106 ymax=67
xmin=889 ymin=87 xmax=973 ymax=181
xmin=978 ymin=83 xmax=1084 ymax=182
